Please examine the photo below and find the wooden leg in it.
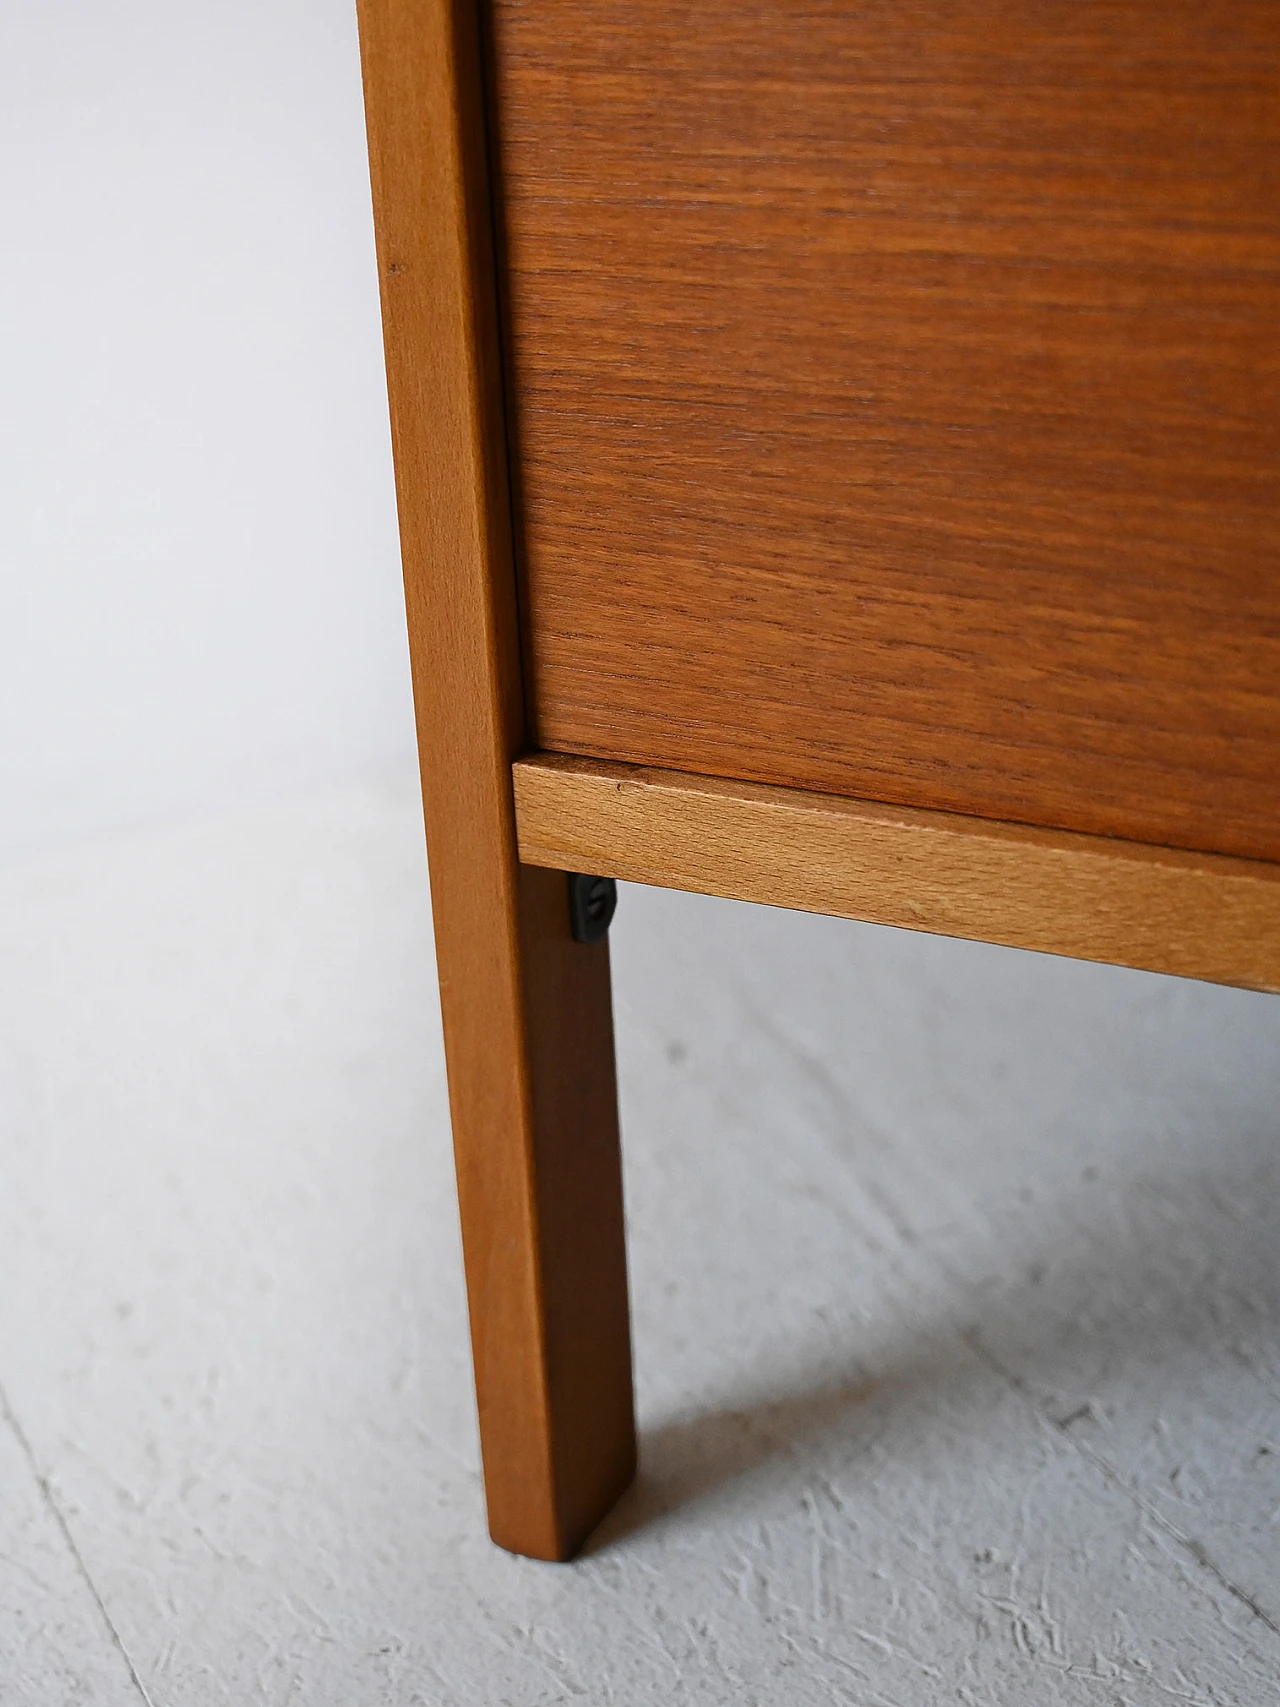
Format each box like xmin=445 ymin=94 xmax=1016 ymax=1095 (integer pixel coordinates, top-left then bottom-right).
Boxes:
xmin=356 ymin=0 xmax=636 ymax=1557
xmin=423 ymin=778 xmax=635 ymax=1562
xmin=450 ymin=862 xmax=635 ymax=1560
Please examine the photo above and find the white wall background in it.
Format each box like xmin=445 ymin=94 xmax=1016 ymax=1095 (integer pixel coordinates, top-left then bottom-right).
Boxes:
xmin=0 ymin=0 xmax=413 ymax=865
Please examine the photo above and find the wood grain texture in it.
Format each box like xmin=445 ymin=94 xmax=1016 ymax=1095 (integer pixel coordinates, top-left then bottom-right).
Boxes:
xmin=486 ymin=1 xmax=1280 ymax=863
xmin=514 ymin=754 xmax=1280 ymax=994
xmin=357 ymin=0 xmax=634 ymax=1560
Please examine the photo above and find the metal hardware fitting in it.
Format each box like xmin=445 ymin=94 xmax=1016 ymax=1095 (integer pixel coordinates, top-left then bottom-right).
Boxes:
xmin=567 ymin=872 xmax=617 ymax=944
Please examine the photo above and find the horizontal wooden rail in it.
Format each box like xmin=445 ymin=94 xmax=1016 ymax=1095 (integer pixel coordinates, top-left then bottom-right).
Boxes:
xmin=513 ymin=754 xmax=1280 ymax=994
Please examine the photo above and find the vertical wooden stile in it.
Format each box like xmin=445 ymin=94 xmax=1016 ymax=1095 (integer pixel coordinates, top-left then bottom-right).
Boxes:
xmin=354 ymin=0 xmax=636 ymax=1560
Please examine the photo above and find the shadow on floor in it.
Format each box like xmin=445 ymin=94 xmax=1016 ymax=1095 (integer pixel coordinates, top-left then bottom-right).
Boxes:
xmin=584 ymin=1118 xmax=1280 ymax=1587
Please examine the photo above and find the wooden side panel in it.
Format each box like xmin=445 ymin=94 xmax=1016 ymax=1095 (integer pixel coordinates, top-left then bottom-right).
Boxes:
xmin=514 ymin=755 xmax=1280 ymax=995
xmin=357 ymin=0 xmax=634 ymax=1560
xmin=487 ymin=1 xmax=1280 ymax=863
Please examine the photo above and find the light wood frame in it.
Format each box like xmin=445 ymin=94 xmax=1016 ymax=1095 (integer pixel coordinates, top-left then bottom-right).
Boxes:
xmin=358 ymin=0 xmax=1280 ymax=1561
xmin=516 ymin=755 xmax=1280 ymax=995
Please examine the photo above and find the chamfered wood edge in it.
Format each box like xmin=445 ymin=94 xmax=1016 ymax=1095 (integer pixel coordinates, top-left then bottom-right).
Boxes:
xmin=513 ymin=754 xmax=1280 ymax=995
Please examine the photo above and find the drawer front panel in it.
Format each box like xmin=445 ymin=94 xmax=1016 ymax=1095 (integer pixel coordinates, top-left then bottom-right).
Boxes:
xmin=487 ymin=1 xmax=1280 ymax=861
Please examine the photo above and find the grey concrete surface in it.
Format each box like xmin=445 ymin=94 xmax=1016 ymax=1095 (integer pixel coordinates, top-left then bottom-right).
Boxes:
xmin=1 ymin=772 xmax=1277 ymax=1704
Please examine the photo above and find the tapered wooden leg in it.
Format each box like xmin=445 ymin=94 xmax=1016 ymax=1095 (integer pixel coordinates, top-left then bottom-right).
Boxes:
xmin=423 ymin=810 xmax=635 ymax=1563
xmin=451 ymin=862 xmax=635 ymax=1559
xmin=433 ymin=850 xmax=634 ymax=1561
xmin=356 ymin=0 xmax=636 ymax=1558
xmin=428 ymin=842 xmax=634 ymax=1562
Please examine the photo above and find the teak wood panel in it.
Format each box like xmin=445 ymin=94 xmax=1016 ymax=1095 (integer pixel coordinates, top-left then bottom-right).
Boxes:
xmin=357 ymin=0 xmax=634 ymax=1560
xmin=485 ymin=1 xmax=1280 ymax=864
xmin=514 ymin=755 xmax=1280 ymax=995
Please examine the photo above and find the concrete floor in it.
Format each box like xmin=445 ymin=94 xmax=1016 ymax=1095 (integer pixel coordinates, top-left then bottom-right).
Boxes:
xmin=1 ymin=770 xmax=1278 ymax=1705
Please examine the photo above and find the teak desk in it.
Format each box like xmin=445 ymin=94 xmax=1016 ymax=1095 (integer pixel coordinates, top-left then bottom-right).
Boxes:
xmin=356 ymin=0 xmax=1280 ymax=1558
